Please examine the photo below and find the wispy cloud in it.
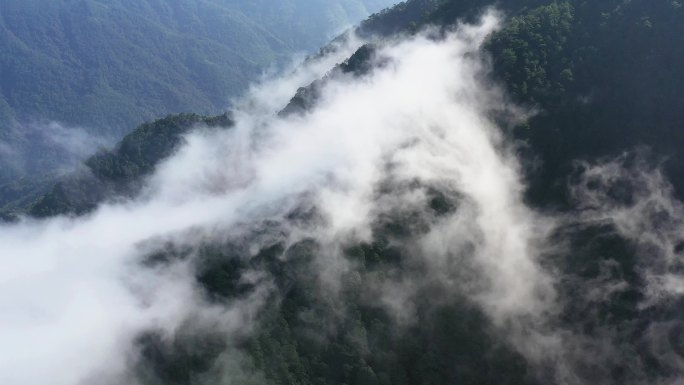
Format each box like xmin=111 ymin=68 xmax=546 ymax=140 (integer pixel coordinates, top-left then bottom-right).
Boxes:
xmin=8 ymin=9 xmax=675 ymax=385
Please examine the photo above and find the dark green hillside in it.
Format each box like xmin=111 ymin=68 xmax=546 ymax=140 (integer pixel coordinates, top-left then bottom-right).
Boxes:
xmin=0 ymin=0 xmax=399 ymax=198
xmin=219 ymin=2 xmax=684 ymax=384
xmin=361 ymin=0 xmax=684 ymax=206
xmin=359 ymin=0 xmax=444 ymax=35
xmin=9 ymin=0 xmax=684 ymax=384
xmin=134 ymin=186 xmax=536 ymax=385
xmin=489 ymin=0 xmax=684 ymax=207
xmin=25 ymin=112 xmax=232 ymax=218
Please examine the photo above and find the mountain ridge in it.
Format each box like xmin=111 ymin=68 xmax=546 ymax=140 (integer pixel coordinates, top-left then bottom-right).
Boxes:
xmin=0 ymin=0 xmax=398 ymax=187
xmin=4 ymin=1 xmax=684 ymax=384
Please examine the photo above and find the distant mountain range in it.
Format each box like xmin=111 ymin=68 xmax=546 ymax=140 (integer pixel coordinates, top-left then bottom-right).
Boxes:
xmin=0 ymin=0 xmax=396 ymax=133
xmin=0 ymin=0 xmax=397 ymax=183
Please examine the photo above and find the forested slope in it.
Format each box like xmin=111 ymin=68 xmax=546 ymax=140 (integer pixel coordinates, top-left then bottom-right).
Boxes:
xmin=6 ymin=1 xmax=684 ymax=384
xmin=0 ymin=0 xmax=395 ymax=134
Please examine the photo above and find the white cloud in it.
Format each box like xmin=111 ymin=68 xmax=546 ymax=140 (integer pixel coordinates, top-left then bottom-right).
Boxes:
xmin=0 ymin=10 xmax=563 ymax=384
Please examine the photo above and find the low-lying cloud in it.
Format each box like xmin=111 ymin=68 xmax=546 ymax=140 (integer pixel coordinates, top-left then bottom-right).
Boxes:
xmin=4 ymin=8 xmax=684 ymax=385
xmin=0 ymin=121 xmax=111 ymax=184
xmin=0 ymin=10 xmax=558 ymax=384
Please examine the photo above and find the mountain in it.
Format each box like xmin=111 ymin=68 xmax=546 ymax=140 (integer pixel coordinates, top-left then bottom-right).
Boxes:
xmin=4 ymin=1 xmax=684 ymax=385
xmin=0 ymin=0 xmax=397 ymax=133
xmin=0 ymin=0 xmax=398 ymax=184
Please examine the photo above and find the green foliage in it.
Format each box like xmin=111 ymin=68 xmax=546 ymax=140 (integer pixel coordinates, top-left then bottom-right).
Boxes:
xmin=357 ymin=0 xmax=684 ymax=207
xmin=11 ymin=0 xmax=684 ymax=383
xmin=485 ymin=1 xmax=575 ymax=102
xmin=27 ymin=112 xmax=233 ymax=218
xmin=122 ymin=178 xmax=528 ymax=385
xmin=360 ymin=0 xmax=445 ymax=36
xmin=0 ymin=0 xmax=396 ymax=136
xmin=484 ymin=0 xmax=684 ymax=206
xmin=137 ymin=224 xmax=533 ymax=385
xmin=136 ymin=1 xmax=684 ymax=383
xmin=280 ymin=44 xmax=378 ymax=116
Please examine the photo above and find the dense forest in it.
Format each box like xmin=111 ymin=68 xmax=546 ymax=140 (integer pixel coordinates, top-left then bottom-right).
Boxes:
xmin=0 ymin=0 xmax=395 ymax=133
xmin=3 ymin=1 xmax=684 ymax=385
xmin=0 ymin=0 xmax=397 ymax=187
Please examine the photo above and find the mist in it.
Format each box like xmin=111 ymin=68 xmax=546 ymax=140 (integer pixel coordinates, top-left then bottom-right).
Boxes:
xmin=5 ymin=7 xmax=684 ymax=385
xmin=0 ymin=121 xmax=112 ymax=184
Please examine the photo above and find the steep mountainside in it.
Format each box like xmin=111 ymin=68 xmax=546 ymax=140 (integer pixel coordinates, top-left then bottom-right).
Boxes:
xmin=0 ymin=0 xmax=398 ymax=186
xmin=0 ymin=0 xmax=395 ymax=134
xmin=4 ymin=1 xmax=684 ymax=385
